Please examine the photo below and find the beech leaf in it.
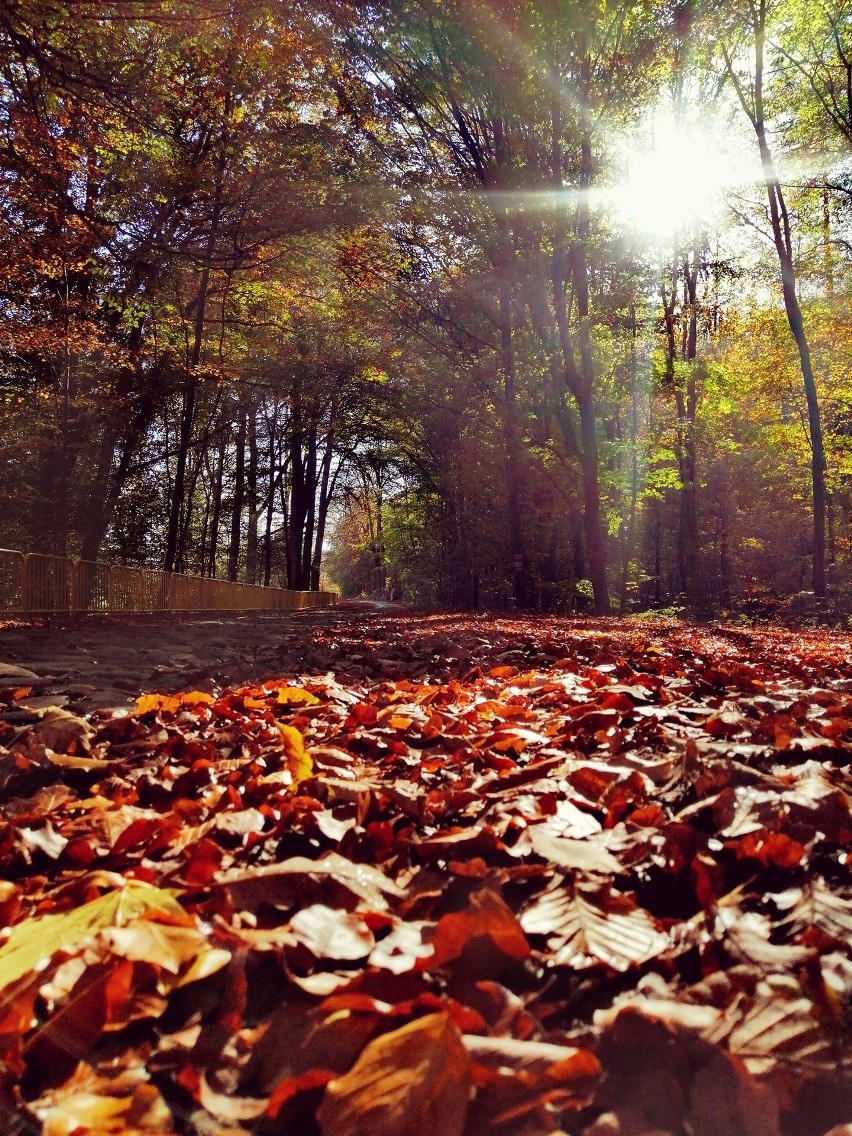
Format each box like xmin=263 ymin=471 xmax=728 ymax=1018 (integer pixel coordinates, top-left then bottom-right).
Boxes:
xmin=520 ymin=882 xmax=668 ymax=970
xmin=526 ymin=827 xmax=625 ymax=875
xmin=316 ymin=1012 xmax=471 ymax=1136
xmin=0 ymin=882 xmax=187 ymax=992
xmin=426 ymin=889 xmax=530 ymax=972
xmin=289 ymin=904 xmax=375 ymax=960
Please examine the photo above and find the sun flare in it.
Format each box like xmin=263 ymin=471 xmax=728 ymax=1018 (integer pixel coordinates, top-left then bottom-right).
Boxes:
xmin=618 ymin=118 xmax=733 ymax=240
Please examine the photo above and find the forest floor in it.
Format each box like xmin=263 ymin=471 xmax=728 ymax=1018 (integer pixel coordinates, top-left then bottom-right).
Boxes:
xmin=0 ymin=602 xmax=397 ymax=717
xmin=0 ymin=607 xmax=850 ymax=1136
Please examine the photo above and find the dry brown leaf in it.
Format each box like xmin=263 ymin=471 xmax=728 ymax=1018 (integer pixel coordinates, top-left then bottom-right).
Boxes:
xmin=726 ymin=982 xmax=846 ymax=1073
xmin=289 ymin=904 xmax=375 ymax=960
xmin=426 ymin=889 xmax=530 ymax=973
xmin=526 ymin=827 xmax=625 ymax=875
xmin=215 ymin=851 xmax=406 ymax=911
xmin=316 ymin=1012 xmax=471 ymax=1136
xmin=520 ymin=881 xmax=669 ymax=971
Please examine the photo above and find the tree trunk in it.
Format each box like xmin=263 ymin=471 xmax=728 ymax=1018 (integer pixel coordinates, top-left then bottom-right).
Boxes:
xmin=311 ymin=431 xmax=336 ymax=590
xmin=163 ymin=91 xmax=230 ymax=574
xmin=301 ymin=423 xmax=317 ymax=588
xmin=681 ymin=234 xmax=701 ymax=608
xmin=287 ymin=388 xmax=309 ymax=591
xmin=622 ymin=308 xmax=640 ymax=610
xmin=547 ymin=47 xmax=608 ymax=613
xmin=572 ymin=125 xmax=610 ymax=613
xmin=728 ymin=8 xmax=827 ymax=598
xmin=206 ymin=429 xmax=226 ymax=578
xmin=375 ymin=476 xmax=386 ymax=596
xmin=227 ymin=397 xmax=247 ymax=582
xmin=263 ymin=425 xmax=279 ymax=588
xmin=494 ymin=205 xmax=528 ymax=608
xmin=245 ymin=402 xmax=259 ymax=585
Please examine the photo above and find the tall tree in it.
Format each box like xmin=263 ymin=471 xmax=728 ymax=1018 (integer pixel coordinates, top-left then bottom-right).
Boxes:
xmin=720 ymin=0 xmax=829 ymax=597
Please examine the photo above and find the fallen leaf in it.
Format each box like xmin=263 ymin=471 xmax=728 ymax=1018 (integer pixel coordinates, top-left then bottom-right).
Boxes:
xmin=520 ymin=881 xmax=668 ymax=971
xmin=0 ymin=882 xmax=187 ymax=992
xmin=526 ymin=827 xmax=625 ymax=875
xmin=316 ymin=1012 xmax=471 ymax=1136
xmin=289 ymin=905 xmax=375 ymax=960
xmin=278 ymin=721 xmax=313 ymax=785
xmin=276 ymin=686 xmax=321 ymax=707
xmin=216 ymin=851 xmax=406 ymax=911
xmin=426 ymin=889 xmax=529 ymax=974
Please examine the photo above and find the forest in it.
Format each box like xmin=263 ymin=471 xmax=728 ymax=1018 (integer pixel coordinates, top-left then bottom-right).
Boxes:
xmin=1 ymin=0 xmax=851 ymax=616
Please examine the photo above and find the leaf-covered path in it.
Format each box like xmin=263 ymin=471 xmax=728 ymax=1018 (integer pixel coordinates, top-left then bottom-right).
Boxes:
xmin=0 ymin=611 xmax=850 ymax=1136
xmin=0 ymin=605 xmax=390 ymax=716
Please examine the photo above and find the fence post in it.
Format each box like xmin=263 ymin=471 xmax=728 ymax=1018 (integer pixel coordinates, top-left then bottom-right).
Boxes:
xmin=71 ymin=559 xmax=80 ymax=612
xmin=22 ymin=553 xmax=33 ymax=613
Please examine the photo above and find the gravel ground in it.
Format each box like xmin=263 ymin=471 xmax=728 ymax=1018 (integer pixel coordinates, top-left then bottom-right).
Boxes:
xmin=0 ymin=605 xmax=363 ymax=718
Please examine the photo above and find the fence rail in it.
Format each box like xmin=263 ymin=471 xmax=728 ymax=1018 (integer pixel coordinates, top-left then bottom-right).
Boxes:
xmin=0 ymin=550 xmax=337 ymax=614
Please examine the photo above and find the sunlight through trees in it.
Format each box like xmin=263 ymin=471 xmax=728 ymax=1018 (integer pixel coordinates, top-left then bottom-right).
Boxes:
xmin=1 ymin=0 xmax=851 ymax=615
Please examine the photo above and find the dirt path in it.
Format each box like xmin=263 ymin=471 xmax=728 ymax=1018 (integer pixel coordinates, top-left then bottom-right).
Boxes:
xmin=0 ymin=605 xmax=374 ymax=717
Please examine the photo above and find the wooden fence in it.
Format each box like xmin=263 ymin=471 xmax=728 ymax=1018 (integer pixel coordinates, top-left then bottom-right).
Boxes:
xmin=0 ymin=550 xmax=337 ymax=614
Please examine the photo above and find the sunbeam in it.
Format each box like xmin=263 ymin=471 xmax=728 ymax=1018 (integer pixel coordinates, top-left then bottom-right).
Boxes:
xmin=615 ymin=115 xmax=743 ymax=239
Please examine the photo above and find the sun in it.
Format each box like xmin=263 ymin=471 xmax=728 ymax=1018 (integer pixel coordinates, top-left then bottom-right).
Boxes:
xmin=617 ymin=117 xmax=733 ymax=241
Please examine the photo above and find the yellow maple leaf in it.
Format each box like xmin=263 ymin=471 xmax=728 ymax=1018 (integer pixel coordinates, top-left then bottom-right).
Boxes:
xmin=275 ymin=686 xmax=320 ymax=707
xmin=277 ymin=722 xmax=313 ymax=787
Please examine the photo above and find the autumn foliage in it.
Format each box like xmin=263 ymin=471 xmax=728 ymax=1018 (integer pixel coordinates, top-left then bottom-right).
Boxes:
xmin=0 ymin=611 xmax=850 ymax=1135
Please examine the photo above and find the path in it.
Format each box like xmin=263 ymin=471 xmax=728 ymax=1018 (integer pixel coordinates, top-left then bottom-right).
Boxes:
xmin=0 ymin=605 xmax=368 ymax=718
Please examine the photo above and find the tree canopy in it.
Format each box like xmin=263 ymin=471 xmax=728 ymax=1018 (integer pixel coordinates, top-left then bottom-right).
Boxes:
xmin=1 ymin=0 xmax=851 ymax=615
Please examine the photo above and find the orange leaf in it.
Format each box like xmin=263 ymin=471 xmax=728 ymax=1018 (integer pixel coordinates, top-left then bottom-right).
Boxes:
xmin=180 ymin=690 xmax=215 ymax=706
xmin=736 ymin=830 xmax=806 ymax=869
xmin=350 ymin=702 xmax=379 ymax=726
xmin=427 ymin=890 xmax=530 ymax=971
xmin=388 ymin=714 xmax=414 ymax=730
xmin=276 ymin=686 xmax=320 ymax=707
xmin=135 ymin=690 xmax=213 ymax=715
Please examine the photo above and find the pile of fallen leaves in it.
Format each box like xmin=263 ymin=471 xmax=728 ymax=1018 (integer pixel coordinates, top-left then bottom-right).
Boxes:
xmin=0 ymin=612 xmax=850 ymax=1136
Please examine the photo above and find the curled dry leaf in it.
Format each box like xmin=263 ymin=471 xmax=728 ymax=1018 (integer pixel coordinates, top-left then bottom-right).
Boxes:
xmin=525 ymin=826 xmax=625 ymax=875
xmin=215 ymin=851 xmax=406 ymax=912
xmin=288 ymin=904 xmax=375 ymax=961
xmin=29 ymin=708 xmax=94 ymax=754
